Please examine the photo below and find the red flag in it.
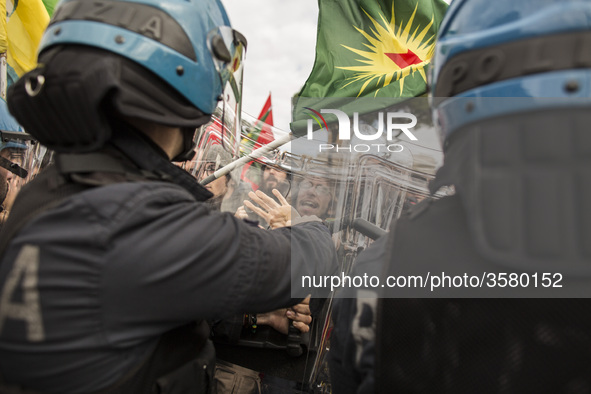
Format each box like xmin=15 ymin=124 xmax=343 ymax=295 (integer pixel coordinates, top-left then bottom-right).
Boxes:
xmin=241 ymin=93 xmax=276 ymax=188
xmin=254 ymin=93 xmax=274 ymax=146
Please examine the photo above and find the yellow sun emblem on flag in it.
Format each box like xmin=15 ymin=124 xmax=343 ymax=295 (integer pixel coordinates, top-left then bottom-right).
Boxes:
xmin=337 ymin=3 xmax=437 ymax=96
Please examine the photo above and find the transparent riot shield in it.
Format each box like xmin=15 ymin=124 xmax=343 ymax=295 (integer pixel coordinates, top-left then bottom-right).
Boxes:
xmin=184 ymin=110 xmax=292 ymax=224
xmin=288 ymin=97 xmax=450 ymax=393
xmin=0 ymin=130 xmax=52 ymax=227
xmin=207 ymin=26 xmax=247 ymax=158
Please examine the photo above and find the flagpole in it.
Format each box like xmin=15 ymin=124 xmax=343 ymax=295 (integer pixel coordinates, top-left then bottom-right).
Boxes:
xmin=200 ymin=132 xmax=292 ymax=186
xmin=0 ymin=0 xmax=7 ymax=101
xmin=0 ymin=53 xmax=6 ymax=100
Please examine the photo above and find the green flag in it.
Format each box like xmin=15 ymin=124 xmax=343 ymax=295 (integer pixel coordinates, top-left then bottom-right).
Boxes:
xmin=298 ymin=0 xmax=448 ymax=99
xmin=42 ymin=0 xmax=60 ymax=16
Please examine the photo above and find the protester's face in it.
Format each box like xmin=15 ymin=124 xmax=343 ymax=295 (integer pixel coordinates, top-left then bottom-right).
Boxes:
xmin=262 ymin=167 xmax=287 ymax=192
xmin=295 ymin=178 xmax=332 ymax=217
xmin=200 ymin=162 xmax=228 ymax=198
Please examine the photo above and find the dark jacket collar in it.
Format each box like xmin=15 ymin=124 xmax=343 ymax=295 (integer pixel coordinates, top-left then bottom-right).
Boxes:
xmin=108 ymin=119 xmax=213 ymax=202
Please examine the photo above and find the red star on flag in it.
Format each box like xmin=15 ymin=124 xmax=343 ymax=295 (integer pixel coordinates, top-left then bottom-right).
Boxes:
xmin=385 ymin=49 xmax=422 ymax=69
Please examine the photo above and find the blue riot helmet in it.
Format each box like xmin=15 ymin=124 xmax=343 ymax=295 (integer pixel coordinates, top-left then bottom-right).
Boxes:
xmin=430 ymin=0 xmax=591 ymax=142
xmin=428 ymin=0 xmax=591 ymax=272
xmin=0 ymin=98 xmax=31 ymax=179
xmin=0 ymin=98 xmax=26 ymax=148
xmin=7 ymin=0 xmax=246 ymax=160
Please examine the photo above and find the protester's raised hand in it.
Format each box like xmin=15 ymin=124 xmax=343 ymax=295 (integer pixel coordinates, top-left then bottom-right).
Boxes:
xmin=244 ymin=189 xmax=295 ymax=229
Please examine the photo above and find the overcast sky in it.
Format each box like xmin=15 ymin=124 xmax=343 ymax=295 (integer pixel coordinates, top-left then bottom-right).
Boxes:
xmin=222 ymin=0 xmax=452 ymax=132
xmin=222 ymin=0 xmax=319 ymax=132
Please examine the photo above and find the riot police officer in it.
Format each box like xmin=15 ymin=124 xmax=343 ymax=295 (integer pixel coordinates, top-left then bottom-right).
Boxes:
xmin=330 ymin=0 xmax=591 ymax=392
xmin=0 ymin=0 xmax=337 ymax=392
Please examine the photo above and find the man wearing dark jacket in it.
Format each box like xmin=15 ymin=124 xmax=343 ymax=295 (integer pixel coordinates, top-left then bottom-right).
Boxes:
xmin=0 ymin=1 xmax=337 ymax=392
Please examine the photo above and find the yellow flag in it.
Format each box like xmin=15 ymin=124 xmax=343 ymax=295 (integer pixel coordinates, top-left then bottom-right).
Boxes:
xmin=0 ymin=0 xmax=7 ymax=54
xmin=6 ymin=0 xmax=50 ymax=76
